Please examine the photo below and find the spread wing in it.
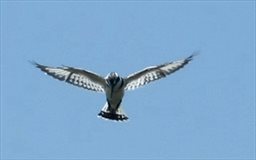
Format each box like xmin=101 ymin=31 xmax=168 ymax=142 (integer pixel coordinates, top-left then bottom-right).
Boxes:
xmin=33 ymin=62 xmax=106 ymax=92
xmin=124 ymin=54 xmax=196 ymax=91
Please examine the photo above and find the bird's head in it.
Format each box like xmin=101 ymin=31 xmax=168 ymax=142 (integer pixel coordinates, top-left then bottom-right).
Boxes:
xmin=108 ymin=72 xmax=118 ymax=78
xmin=106 ymin=72 xmax=120 ymax=86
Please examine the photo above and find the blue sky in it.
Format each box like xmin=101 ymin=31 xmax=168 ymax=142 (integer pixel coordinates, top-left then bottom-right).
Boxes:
xmin=1 ymin=1 xmax=255 ymax=160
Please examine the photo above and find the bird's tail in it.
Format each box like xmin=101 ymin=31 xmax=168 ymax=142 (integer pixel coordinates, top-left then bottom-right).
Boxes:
xmin=98 ymin=103 xmax=128 ymax=121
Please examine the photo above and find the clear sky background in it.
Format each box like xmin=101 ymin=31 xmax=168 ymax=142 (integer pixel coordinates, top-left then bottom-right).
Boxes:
xmin=1 ymin=1 xmax=255 ymax=160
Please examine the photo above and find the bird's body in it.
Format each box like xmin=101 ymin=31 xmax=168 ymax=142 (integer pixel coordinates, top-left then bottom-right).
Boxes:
xmin=100 ymin=73 xmax=127 ymax=120
xmin=33 ymin=53 xmax=197 ymax=121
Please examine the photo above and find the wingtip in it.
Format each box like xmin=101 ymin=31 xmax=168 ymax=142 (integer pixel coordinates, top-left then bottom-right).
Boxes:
xmin=29 ymin=60 xmax=40 ymax=67
xmin=191 ymin=51 xmax=200 ymax=57
xmin=29 ymin=60 xmax=46 ymax=70
xmin=187 ymin=51 xmax=200 ymax=61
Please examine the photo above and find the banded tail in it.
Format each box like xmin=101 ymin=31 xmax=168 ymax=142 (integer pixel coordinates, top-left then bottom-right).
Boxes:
xmin=98 ymin=103 xmax=128 ymax=121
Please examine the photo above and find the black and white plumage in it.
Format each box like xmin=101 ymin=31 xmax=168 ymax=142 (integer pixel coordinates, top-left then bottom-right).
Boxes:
xmin=33 ymin=54 xmax=196 ymax=121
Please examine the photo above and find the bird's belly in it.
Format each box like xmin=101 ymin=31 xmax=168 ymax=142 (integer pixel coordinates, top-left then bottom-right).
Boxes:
xmin=105 ymin=88 xmax=124 ymax=109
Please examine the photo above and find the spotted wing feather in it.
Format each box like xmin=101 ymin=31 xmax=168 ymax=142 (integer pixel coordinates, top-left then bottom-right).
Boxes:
xmin=124 ymin=54 xmax=196 ymax=90
xmin=33 ymin=62 xmax=106 ymax=92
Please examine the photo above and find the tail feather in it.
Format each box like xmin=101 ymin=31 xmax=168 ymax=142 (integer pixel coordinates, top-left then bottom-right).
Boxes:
xmin=98 ymin=103 xmax=128 ymax=121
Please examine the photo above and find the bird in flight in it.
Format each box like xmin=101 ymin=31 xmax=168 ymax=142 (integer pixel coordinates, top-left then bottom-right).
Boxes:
xmin=33 ymin=53 xmax=196 ymax=121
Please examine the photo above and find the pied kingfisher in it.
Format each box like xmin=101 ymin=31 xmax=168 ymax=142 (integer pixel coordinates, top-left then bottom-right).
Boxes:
xmin=33 ymin=53 xmax=196 ymax=121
